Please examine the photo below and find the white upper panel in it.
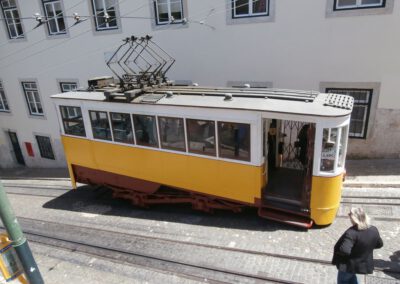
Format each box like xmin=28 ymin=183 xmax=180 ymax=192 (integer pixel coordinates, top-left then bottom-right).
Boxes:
xmin=51 ymin=86 xmax=353 ymax=118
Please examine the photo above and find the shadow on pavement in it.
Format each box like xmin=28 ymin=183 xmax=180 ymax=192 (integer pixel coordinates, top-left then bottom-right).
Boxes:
xmin=345 ymin=159 xmax=400 ymax=177
xmin=42 ymin=185 xmax=306 ymax=233
xmin=374 ymin=250 xmax=400 ymax=279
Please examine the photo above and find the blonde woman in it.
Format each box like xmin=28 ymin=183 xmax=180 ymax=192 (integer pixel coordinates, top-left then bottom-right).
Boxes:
xmin=332 ymin=208 xmax=383 ymax=284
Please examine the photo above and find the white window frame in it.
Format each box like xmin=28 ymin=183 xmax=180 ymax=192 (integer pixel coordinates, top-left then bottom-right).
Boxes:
xmin=0 ymin=81 xmax=10 ymax=112
xmin=335 ymin=0 xmax=384 ymax=10
xmin=42 ymin=0 xmax=66 ymax=35
xmin=22 ymin=82 xmax=44 ymax=116
xmin=91 ymin=0 xmax=119 ymax=31
xmin=232 ymin=0 xmax=269 ymax=18
xmin=0 ymin=0 xmax=24 ymax=39
xmin=155 ymin=0 xmax=184 ymax=25
xmin=60 ymin=82 xmax=77 ymax=93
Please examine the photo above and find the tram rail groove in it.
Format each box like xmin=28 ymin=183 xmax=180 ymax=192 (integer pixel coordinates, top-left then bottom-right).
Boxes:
xmin=2 ymin=217 xmax=400 ymax=276
xmin=1 ymin=227 xmax=300 ymax=284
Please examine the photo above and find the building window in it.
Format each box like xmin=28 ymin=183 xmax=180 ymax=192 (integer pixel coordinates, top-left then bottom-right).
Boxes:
xmin=232 ymin=0 xmax=269 ymax=18
xmin=218 ymin=121 xmax=251 ymax=161
xmin=22 ymin=82 xmax=44 ymax=116
xmin=35 ymin=135 xmax=55 ymax=160
xmin=186 ymin=119 xmax=216 ymax=156
xmin=110 ymin=112 xmax=134 ymax=144
xmin=158 ymin=116 xmax=186 ymax=151
xmin=0 ymin=0 xmax=24 ymax=39
xmin=91 ymin=0 xmax=118 ymax=31
xmin=334 ymin=0 xmax=385 ymax=10
xmin=42 ymin=0 xmax=66 ymax=35
xmin=0 ymin=82 xmax=10 ymax=112
xmin=326 ymin=88 xmax=372 ymax=139
xmin=60 ymin=106 xmax=86 ymax=137
xmin=60 ymin=82 xmax=77 ymax=92
xmin=89 ymin=110 xmax=112 ymax=140
xmin=154 ymin=0 xmax=184 ymax=25
xmin=132 ymin=114 xmax=158 ymax=148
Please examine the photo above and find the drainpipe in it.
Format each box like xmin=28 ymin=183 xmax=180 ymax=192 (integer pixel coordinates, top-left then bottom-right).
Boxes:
xmin=0 ymin=181 xmax=44 ymax=284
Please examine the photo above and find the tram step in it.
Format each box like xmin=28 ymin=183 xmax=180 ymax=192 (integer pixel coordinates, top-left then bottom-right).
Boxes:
xmin=258 ymin=207 xmax=313 ymax=229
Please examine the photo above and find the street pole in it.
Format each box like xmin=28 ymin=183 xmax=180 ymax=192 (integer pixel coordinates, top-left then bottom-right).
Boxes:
xmin=0 ymin=181 xmax=44 ymax=284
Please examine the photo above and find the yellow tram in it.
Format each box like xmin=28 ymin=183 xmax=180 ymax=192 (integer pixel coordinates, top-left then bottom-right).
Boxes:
xmin=51 ymin=80 xmax=353 ymax=228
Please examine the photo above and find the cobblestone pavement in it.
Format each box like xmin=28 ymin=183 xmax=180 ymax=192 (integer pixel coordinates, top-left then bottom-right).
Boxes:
xmin=1 ymin=179 xmax=399 ymax=283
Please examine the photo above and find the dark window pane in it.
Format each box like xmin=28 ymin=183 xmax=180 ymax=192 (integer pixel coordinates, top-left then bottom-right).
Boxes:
xmin=60 ymin=106 xmax=86 ymax=137
xmin=159 ymin=117 xmax=185 ymax=151
xmin=133 ymin=114 xmax=158 ymax=147
xmin=187 ymin=119 xmax=216 ymax=156
xmin=48 ymin=19 xmax=57 ymax=33
xmin=235 ymin=0 xmax=249 ymax=15
xmin=361 ymin=0 xmax=382 ymax=5
xmin=110 ymin=112 xmax=134 ymax=144
xmin=36 ymin=135 xmax=55 ymax=160
xmin=253 ymin=0 xmax=267 ymax=13
xmin=337 ymin=0 xmax=357 ymax=6
xmin=218 ymin=121 xmax=250 ymax=161
xmin=90 ymin=111 xmax=112 ymax=140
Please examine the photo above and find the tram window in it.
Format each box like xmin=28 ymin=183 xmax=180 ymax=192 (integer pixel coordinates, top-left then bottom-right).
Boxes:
xmin=320 ymin=128 xmax=338 ymax=172
xmin=338 ymin=125 xmax=349 ymax=168
xmin=110 ymin=112 xmax=134 ymax=144
xmin=158 ymin=116 xmax=186 ymax=152
xmin=132 ymin=114 xmax=158 ymax=148
xmin=89 ymin=110 xmax=112 ymax=141
xmin=218 ymin=122 xmax=250 ymax=161
xmin=187 ymin=119 xmax=216 ymax=156
xmin=60 ymin=106 xmax=86 ymax=137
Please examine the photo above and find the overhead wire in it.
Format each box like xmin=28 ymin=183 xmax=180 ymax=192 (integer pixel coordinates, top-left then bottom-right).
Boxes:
xmin=0 ymin=0 xmax=87 ymax=49
xmin=0 ymin=0 xmax=129 ymax=67
xmin=1 ymin=0 xmax=263 ymax=73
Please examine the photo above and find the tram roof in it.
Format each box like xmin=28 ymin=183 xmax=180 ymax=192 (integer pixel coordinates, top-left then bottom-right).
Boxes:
xmin=51 ymin=86 xmax=354 ymax=117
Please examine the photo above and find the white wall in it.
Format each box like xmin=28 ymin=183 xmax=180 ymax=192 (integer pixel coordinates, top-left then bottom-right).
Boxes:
xmin=0 ymin=0 xmax=399 ymax=168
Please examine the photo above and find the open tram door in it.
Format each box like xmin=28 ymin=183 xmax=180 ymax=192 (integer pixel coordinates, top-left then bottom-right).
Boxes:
xmin=260 ymin=117 xmax=315 ymax=227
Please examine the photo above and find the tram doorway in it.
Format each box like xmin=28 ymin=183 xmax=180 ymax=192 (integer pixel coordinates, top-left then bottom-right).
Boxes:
xmin=263 ymin=119 xmax=315 ymax=209
xmin=7 ymin=131 xmax=25 ymax=166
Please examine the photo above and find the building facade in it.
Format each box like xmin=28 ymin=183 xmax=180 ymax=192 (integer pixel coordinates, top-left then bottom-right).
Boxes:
xmin=0 ymin=0 xmax=399 ymax=168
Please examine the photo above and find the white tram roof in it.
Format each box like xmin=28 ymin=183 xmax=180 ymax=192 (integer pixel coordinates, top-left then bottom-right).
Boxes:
xmin=51 ymin=86 xmax=354 ymax=117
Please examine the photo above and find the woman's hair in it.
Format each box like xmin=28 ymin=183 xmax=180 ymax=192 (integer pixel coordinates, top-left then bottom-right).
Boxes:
xmin=350 ymin=207 xmax=371 ymax=230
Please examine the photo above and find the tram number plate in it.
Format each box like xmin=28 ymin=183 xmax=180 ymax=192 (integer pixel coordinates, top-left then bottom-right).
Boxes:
xmin=321 ymin=149 xmax=335 ymax=160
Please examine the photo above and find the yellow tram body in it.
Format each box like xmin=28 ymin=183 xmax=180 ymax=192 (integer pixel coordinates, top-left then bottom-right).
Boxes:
xmin=62 ymin=135 xmax=264 ymax=204
xmin=53 ymin=84 xmax=353 ymax=228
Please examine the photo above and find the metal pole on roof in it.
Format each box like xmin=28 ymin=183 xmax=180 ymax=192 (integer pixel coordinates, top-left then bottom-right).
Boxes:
xmin=0 ymin=181 xmax=44 ymax=284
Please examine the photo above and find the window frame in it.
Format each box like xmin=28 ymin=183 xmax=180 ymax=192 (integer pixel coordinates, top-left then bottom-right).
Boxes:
xmin=132 ymin=114 xmax=159 ymax=148
xmin=326 ymin=88 xmax=372 ymax=139
xmin=59 ymin=82 xmax=78 ymax=93
xmin=232 ymin=0 xmax=269 ymax=19
xmin=41 ymin=0 xmax=67 ymax=35
xmin=217 ymin=121 xmax=251 ymax=162
xmin=0 ymin=0 xmax=24 ymax=39
xmin=91 ymin=0 xmax=119 ymax=31
xmin=89 ymin=110 xmax=113 ymax=141
xmin=21 ymin=82 xmax=44 ymax=116
xmin=110 ymin=112 xmax=135 ymax=145
xmin=0 ymin=81 xmax=10 ymax=112
xmin=154 ymin=0 xmax=184 ymax=25
xmin=334 ymin=0 xmax=385 ymax=10
xmin=158 ymin=116 xmax=186 ymax=152
xmin=35 ymin=135 xmax=55 ymax=160
xmin=59 ymin=105 xmax=86 ymax=137
xmin=186 ymin=118 xmax=216 ymax=157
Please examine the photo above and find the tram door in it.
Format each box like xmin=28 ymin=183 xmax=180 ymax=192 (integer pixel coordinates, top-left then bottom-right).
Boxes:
xmin=8 ymin=131 xmax=25 ymax=165
xmin=264 ymin=119 xmax=315 ymax=208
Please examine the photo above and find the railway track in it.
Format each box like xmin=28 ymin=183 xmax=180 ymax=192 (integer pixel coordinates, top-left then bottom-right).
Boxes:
xmin=1 ymin=217 xmax=399 ymax=284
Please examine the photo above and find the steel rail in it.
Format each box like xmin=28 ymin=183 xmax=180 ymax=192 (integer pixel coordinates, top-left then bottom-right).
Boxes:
xmin=5 ymin=217 xmax=400 ymax=276
xmin=1 ymin=225 xmax=300 ymax=284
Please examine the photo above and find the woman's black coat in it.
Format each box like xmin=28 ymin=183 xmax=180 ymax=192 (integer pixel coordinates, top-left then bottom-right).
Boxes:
xmin=332 ymin=225 xmax=383 ymax=274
